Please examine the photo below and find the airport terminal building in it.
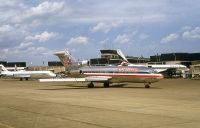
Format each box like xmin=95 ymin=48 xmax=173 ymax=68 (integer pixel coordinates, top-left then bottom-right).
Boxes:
xmin=0 ymin=61 xmax=26 ymax=67
xmin=150 ymin=53 xmax=200 ymax=67
xmin=90 ymin=49 xmax=149 ymax=66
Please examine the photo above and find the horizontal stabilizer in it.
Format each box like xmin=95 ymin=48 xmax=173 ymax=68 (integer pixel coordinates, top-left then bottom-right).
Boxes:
xmin=39 ymin=78 xmax=86 ymax=82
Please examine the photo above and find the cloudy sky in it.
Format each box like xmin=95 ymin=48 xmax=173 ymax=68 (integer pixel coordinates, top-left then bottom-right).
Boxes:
xmin=0 ymin=0 xmax=200 ymax=66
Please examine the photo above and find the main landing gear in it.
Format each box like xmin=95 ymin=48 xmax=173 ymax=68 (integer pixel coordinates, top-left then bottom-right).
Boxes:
xmin=103 ymin=82 xmax=110 ymax=88
xmin=19 ymin=77 xmax=29 ymax=81
xmin=87 ymin=82 xmax=110 ymax=88
xmin=144 ymin=83 xmax=151 ymax=88
xmin=88 ymin=82 xmax=94 ymax=88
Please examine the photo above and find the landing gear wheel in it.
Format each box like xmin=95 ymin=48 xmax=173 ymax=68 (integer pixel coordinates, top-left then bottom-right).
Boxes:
xmin=145 ymin=84 xmax=150 ymax=88
xmin=145 ymin=83 xmax=151 ymax=88
xmin=104 ymin=82 xmax=110 ymax=88
xmin=20 ymin=78 xmax=23 ymax=81
xmin=25 ymin=78 xmax=29 ymax=81
xmin=88 ymin=82 xmax=94 ymax=88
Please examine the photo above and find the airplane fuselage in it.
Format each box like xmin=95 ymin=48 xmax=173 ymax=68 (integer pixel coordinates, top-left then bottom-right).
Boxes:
xmin=1 ymin=70 xmax=56 ymax=79
xmin=80 ymin=66 xmax=163 ymax=83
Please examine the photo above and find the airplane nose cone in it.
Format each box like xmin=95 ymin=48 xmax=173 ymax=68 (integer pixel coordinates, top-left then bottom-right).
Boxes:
xmin=52 ymin=74 xmax=56 ymax=77
xmin=49 ymin=72 xmax=56 ymax=77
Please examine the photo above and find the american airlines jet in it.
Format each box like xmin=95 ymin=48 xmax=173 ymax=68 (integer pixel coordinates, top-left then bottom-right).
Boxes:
xmin=39 ymin=50 xmax=163 ymax=88
xmin=0 ymin=64 xmax=56 ymax=81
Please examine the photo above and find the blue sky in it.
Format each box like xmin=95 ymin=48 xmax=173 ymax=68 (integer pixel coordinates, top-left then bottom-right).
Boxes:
xmin=0 ymin=0 xmax=200 ymax=66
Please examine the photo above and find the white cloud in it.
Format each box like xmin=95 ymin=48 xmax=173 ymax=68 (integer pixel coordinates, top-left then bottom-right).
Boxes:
xmin=12 ymin=1 xmax=65 ymax=23
xmin=0 ymin=1 xmax=17 ymax=7
xmin=1 ymin=1 xmax=200 ymax=64
xmin=182 ymin=27 xmax=200 ymax=40
xmin=91 ymin=21 xmax=121 ymax=33
xmin=0 ymin=45 xmax=54 ymax=62
xmin=62 ymin=1 xmax=167 ymax=24
xmin=114 ymin=32 xmax=137 ymax=44
xmin=26 ymin=46 xmax=53 ymax=55
xmin=161 ymin=33 xmax=179 ymax=43
xmin=114 ymin=34 xmax=131 ymax=44
xmin=0 ymin=25 xmax=13 ymax=33
xmin=67 ymin=36 xmax=89 ymax=45
xmin=139 ymin=33 xmax=149 ymax=40
xmin=99 ymin=38 xmax=109 ymax=44
xmin=17 ymin=42 xmax=33 ymax=49
xmin=25 ymin=31 xmax=57 ymax=42
xmin=0 ymin=24 xmax=27 ymax=48
xmin=181 ymin=26 xmax=192 ymax=31
xmin=29 ymin=1 xmax=65 ymax=16
xmin=160 ymin=26 xmax=200 ymax=43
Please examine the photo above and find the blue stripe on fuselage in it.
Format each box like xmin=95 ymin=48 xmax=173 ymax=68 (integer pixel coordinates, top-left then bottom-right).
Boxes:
xmin=80 ymin=66 xmax=155 ymax=74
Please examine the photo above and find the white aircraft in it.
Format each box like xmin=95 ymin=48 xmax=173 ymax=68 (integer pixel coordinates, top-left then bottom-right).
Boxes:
xmin=116 ymin=49 xmax=189 ymax=73
xmin=40 ymin=66 xmax=163 ymax=88
xmin=39 ymin=50 xmax=163 ymax=88
xmin=146 ymin=64 xmax=188 ymax=73
xmin=0 ymin=64 xmax=56 ymax=81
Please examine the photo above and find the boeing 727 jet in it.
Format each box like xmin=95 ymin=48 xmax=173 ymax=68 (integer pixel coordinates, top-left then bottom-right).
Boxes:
xmin=39 ymin=50 xmax=163 ymax=88
xmin=40 ymin=65 xmax=163 ymax=88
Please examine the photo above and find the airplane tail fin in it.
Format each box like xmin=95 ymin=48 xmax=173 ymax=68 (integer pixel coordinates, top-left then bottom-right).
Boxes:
xmin=54 ymin=50 xmax=75 ymax=67
xmin=117 ymin=49 xmax=128 ymax=62
xmin=117 ymin=49 xmax=130 ymax=66
xmin=0 ymin=64 xmax=8 ymax=71
xmin=14 ymin=64 xmax=18 ymax=71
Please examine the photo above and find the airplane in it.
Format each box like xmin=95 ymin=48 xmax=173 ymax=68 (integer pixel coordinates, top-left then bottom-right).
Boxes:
xmin=116 ymin=49 xmax=189 ymax=74
xmin=39 ymin=65 xmax=163 ymax=88
xmin=146 ymin=64 xmax=188 ymax=73
xmin=39 ymin=50 xmax=163 ymax=88
xmin=0 ymin=64 xmax=56 ymax=81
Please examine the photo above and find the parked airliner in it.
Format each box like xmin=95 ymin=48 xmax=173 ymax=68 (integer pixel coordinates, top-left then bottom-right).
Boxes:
xmin=0 ymin=64 xmax=56 ymax=81
xmin=40 ymin=65 xmax=163 ymax=88
xmin=116 ymin=49 xmax=189 ymax=74
xmin=39 ymin=50 xmax=163 ymax=88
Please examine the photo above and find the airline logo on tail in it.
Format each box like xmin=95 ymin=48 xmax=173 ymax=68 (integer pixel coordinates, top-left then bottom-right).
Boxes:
xmin=62 ymin=55 xmax=72 ymax=66
xmin=54 ymin=50 xmax=74 ymax=67
xmin=0 ymin=64 xmax=8 ymax=71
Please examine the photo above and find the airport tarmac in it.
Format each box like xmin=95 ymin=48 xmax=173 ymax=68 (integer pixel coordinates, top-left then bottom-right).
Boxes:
xmin=0 ymin=78 xmax=200 ymax=128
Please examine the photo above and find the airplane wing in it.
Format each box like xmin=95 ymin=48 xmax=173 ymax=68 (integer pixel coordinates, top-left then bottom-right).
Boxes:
xmin=39 ymin=76 xmax=112 ymax=82
xmin=154 ymin=69 xmax=167 ymax=73
xmin=156 ymin=68 xmax=177 ymax=73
